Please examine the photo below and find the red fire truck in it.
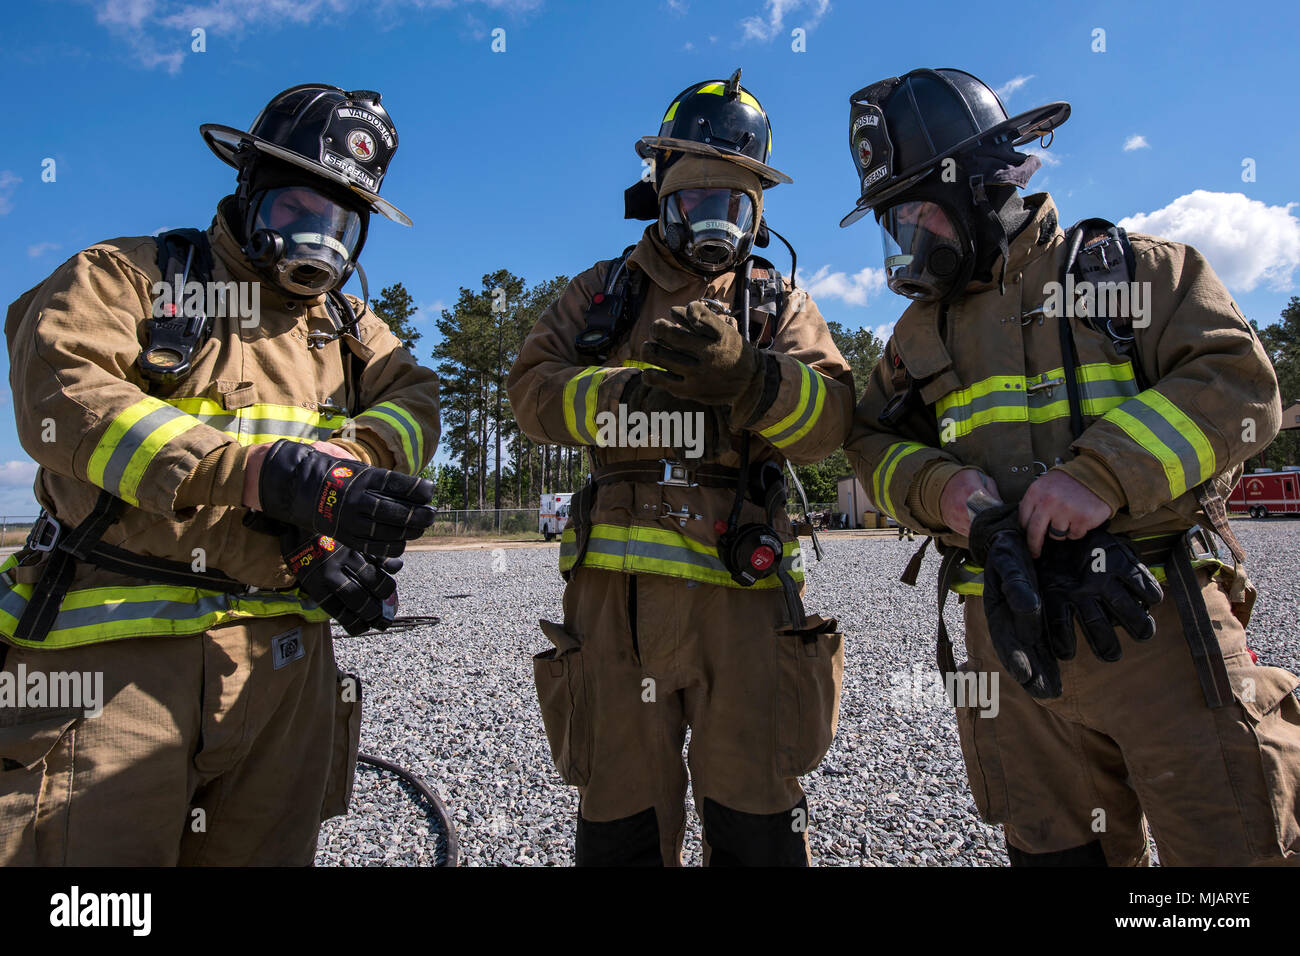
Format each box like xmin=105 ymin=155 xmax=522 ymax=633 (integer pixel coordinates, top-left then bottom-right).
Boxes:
xmin=1228 ymin=467 xmax=1300 ymax=517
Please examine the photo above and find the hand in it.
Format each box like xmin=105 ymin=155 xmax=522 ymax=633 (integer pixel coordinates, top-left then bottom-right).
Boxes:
xmin=969 ymin=500 xmax=1060 ymax=699
xmin=1039 ymin=529 xmax=1164 ymax=663
xmin=258 ymin=439 xmax=435 ymax=558
xmin=1018 ymin=470 xmax=1112 ymax=558
xmin=281 ymin=527 xmax=401 ymax=637
xmin=640 ymin=300 xmax=768 ymax=419
xmin=939 ymin=468 xmax=1003 ymax=538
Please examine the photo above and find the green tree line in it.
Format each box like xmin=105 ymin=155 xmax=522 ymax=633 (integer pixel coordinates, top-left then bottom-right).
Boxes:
xmin=369 ymin=278 xmax=1299 ymax=512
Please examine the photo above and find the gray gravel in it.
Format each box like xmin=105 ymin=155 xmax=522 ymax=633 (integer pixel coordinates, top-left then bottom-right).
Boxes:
xmin=315 ymin=520 xmax=1300 ymax=866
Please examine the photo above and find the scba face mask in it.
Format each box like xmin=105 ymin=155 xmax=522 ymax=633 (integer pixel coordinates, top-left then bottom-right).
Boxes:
xmin=661 ymin=187 xmax=756 ymax=274
xmin=876 ymin=198 xmax=972 ymax=302
xmin=247 ymin=187 xmax=365 ymax=296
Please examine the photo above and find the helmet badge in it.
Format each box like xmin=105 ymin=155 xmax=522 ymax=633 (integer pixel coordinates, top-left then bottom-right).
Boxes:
xmin=347 ymin=129 xmax=376 ymax=162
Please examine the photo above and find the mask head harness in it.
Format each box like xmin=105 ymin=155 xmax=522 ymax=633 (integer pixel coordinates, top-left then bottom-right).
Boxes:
xmin=838 ymin=68 xmax=1069 ymax=302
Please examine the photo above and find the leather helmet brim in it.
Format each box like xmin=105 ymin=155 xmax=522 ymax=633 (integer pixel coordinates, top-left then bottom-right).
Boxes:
xmin=636 ymin=136 xmax=792 ymax=187
xmin=839 ymin=101 xmax=1069 ymax=228
xmin=201 ymin=123 xmax=412 ymax=227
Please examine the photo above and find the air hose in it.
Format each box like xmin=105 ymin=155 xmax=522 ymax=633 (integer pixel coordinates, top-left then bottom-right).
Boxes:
xmin=336 ymin=614 xmax=460 ymax=868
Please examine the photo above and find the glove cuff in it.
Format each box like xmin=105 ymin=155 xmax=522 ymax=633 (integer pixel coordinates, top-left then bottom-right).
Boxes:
xmin=738 ymin=352 xmax=780 ymax=427
xmin=968 ymin=501 xmax=1022 ymax=564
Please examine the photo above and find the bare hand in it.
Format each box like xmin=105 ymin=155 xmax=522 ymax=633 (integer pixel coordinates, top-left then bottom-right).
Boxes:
xmin=1018 ymin=470 xmax=1111 ymax=558
xmin=939 ymin=468 xmax=1002 ymax=538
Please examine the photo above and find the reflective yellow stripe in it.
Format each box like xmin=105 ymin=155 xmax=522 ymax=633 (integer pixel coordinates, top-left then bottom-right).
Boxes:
xmin=871 ymin=441 xmax=928 ymax=521
xmin=936 ymin=363 xmax=1138 ymax=440
xmin=164 ymin=397 xmax=347 ymax=445
xmin=760 ymin=362 xmax=826 ymax=449
xmin=1101 ymin=385 xmax=1218 ymax=500
xmin=559 ymin=523 xmax=802 ymax=589
xmin=0 ymin=574 xmax=329 ymax=649
xmin=87 ymin=398 xmax=204 ymax=505
xmin=621 ymin=360 xmax=666 ymax=371
xmin=356 ymin=402 xmax=424 ymax=473
xmin=561 ymin=367 xmax=606 ymax=444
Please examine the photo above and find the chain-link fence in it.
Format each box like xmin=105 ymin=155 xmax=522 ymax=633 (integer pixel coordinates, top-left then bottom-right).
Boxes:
xmin=0 ymin=517 xmax=41 ymax=549
xmin=426 ymin=509 xmax=541 ymax=537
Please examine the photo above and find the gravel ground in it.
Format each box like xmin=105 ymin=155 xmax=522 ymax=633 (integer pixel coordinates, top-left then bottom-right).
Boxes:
xmin=315 ymin=519 xmax=1300 ymax=867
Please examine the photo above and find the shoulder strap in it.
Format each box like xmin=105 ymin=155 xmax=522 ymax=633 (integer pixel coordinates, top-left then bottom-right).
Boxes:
xmin=154 ymin=228 xmax=214 ymax=290
xmin=574 ymin=244 xmax=641 ymax=361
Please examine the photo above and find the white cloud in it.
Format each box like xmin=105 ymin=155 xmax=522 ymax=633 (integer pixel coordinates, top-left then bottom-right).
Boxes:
xmin=0 ymin=171 xmax=21 ymax=215
xmin=1022 ymin=145 xmax=1061 ymax=168
xmin=27 ymin=242 xmax=60 ymax=258
xmin=666 ymin=0 xmax=688 ymax=12
xmin=740 ymin=0 xmax=829 ymax=42
xmin=1118 ymin=190 xmax=1300 ymax=293
xmin=996 ymin=74 xmax=1034 ymax=100
xmin=800 ymin=264 xmax=887 ymax=307
xmin=414 ymin=299 xmax=447 ymax=324
xmin=1123 ymin=134 xmax=1150 ymax=152
xmin=87 ymin=0 xmax=543 ymax=72
xmin=0 ymin=460 xmax=38 ymax=489
xmin=682 ymin=40 xmax=694 ymax=51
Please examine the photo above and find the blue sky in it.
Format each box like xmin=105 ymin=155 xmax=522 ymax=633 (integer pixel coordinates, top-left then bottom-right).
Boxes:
xmin=1 ymin=0 xmax=1297 ymax=514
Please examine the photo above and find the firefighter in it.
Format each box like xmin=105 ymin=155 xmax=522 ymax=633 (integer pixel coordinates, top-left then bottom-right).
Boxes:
xmin=0 ymin=84 xmax=440 ymax=865
xmin=842 ymin=68 xmax=1300 ymax=865
xmin=508 ymin=70 xmax=854 ymax=866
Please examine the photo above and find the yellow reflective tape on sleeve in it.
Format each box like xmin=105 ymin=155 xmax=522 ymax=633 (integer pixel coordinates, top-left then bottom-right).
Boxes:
xmin=870 ymin=441 xmax=929 ymax=522
xmin=621 ymin=360 xmax=666 ymax=371
xmin=561 ymin=367 xmax=607 ymax=445
xmin=760 ymin=362 xmax=827 ymax=448
xmin=356 ymin=402 xmax=425 ymax=472
xmin=87 ymin=398 xmax=164 ymax=489
xmin=120 ymin=414 xmax=200 ymax=506
xmin=1136 ymin=390 xmax=1215 ymax=485
xmin=87 ymin=398 xmax=203 ymax=506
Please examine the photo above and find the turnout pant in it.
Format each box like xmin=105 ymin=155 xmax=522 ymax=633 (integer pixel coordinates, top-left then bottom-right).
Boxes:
xmin=0 ymin=615 xmax=356 ymax=865
xmin=955 ymin=566 xmax=1300 ymax=866
xmin=533 ymin=567 xmax=844 ymax=866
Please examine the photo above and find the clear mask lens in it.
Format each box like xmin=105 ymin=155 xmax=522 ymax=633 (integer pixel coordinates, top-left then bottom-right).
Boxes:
xmin=252 ymin=187 xmax=363 ymax=295
xmin=877 ymin=200 xmax=964 ymax=301
xmin=664 ymin=188 xmax=755 ymax=272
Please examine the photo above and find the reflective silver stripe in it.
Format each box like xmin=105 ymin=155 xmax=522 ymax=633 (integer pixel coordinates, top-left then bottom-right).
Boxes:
xmin=941 ymin=388 xmax=1025 ymax=424
xmin=100 ymin=405 xmax=190 ymax=496
xmin=764 ymin=367 xmax=824 ymax=447
xmin=1115 ymin=398 xmax=1206 ymax=495
xmin=189 ymin=413 xmax=328 ymax=439
xmin=570 ymin=371 xmax=600 ymax=444
xmin=1078 ymin=377 xmax=1139 ymax=404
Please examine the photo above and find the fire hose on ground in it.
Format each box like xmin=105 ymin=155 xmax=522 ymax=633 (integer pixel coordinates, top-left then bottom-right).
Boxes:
xmin=338 ymin=614 xmax=460 ymax=868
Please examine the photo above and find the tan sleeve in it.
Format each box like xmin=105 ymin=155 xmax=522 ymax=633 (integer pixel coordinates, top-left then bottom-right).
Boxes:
xmin=743 ymin=287 xmax=856 ymax=464
xmin=844 ymin=338 xmax=967 ymax=533
xmin=342 ymin=297 xmax=441 ymax=475
xmin=506 ymin=260 xmax=642 ymax=446
xmin=5 ymin=245 xmax=230 ymax=514
xmin=1057 ymin=238 xmax=1281 ymax=518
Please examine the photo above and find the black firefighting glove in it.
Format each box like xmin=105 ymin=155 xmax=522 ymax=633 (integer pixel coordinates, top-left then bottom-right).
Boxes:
xmin=968 ymin=501 xmax=1061 ymax=699
xmin=281 ymin=526 xmax=401 ymax=637
xmin=1039 ymin=528 xmax=1164 ymax=663
xmin=619 ymin=374 xmax=730 ymax=461
xmin=640 ymin=301 xmax=773 ymax=424
xmin=258 ymin=439 xmax=435 ymax=559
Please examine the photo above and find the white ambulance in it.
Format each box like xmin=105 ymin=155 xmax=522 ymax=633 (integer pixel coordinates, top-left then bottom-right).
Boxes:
xmin=539 ymin=493 xmax=574 ymax=541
